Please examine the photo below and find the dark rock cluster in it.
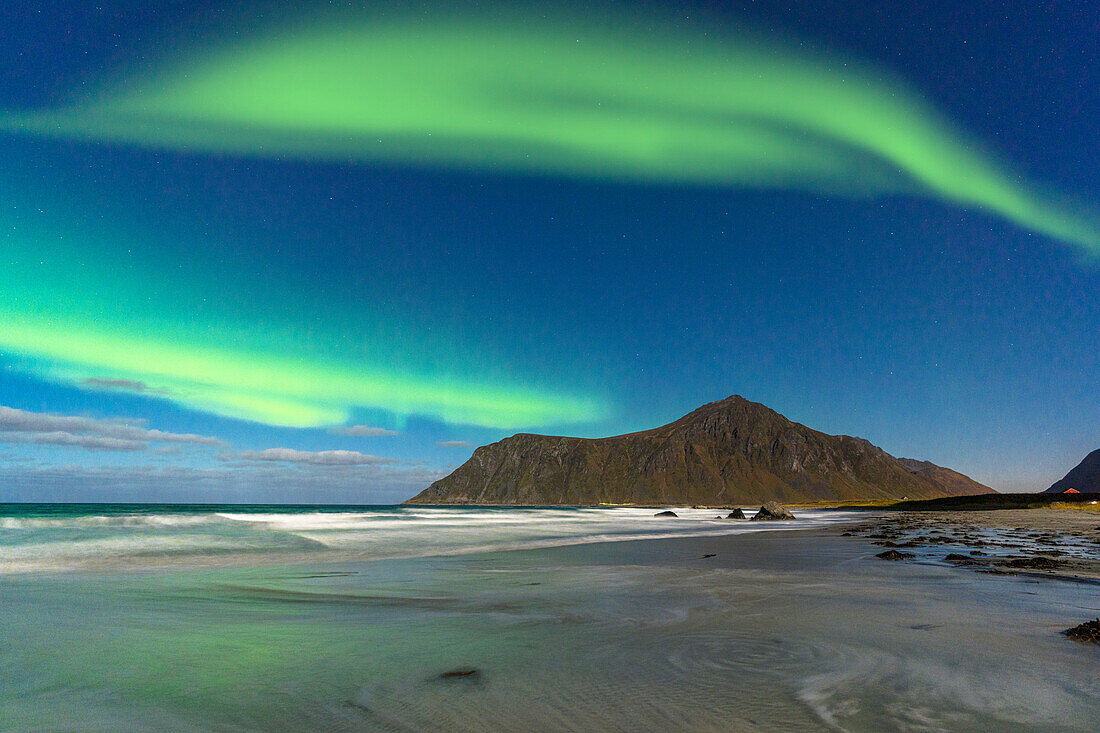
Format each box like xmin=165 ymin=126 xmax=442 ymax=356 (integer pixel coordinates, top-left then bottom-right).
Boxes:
xmin=876 ymin=549 xmax=913 ymax=560
xmin=847 ymin=512 xmax=1097 ymax=582
xmin=1064 ymin=619 xmax=1100 ymax=645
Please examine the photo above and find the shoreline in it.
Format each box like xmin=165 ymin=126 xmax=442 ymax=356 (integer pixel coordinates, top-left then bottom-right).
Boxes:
xmin=841 ymin=507 xmax=1100 ymax=584
xmin=485 ymin=506 xmax=1100 ymax=583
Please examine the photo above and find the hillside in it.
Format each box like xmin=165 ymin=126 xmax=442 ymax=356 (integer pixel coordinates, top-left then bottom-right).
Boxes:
xmin=1045 ymin=449 xmax=1100 ymax=493
xmin=896 ymin=458 xmax=994 ymax=498
xmin=406 ymin=396 xmax=994 ymax=505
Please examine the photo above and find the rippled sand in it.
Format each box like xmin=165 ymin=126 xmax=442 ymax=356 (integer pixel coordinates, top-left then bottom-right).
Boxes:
xmin=2 ymin=519 xmax=1097 ymax=731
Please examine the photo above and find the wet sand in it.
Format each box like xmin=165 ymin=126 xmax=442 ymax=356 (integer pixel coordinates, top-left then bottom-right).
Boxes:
xmin=3 ymin=514 xmax=1099 ymax=731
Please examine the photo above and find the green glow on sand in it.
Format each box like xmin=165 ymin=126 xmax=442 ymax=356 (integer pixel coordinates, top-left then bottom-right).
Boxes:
xmin=3 ymin=15 xmax=1097 ymax=252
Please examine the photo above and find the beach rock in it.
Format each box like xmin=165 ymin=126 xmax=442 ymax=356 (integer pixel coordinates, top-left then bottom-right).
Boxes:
xmin=439 ymin=668 xmax=480 ymax=680
xmin=944 ymin=553 xmax=987 ymax=567
xmin=1064 ymin=619 xmax=1100 ymax=645
xmin=727 ymin=508 xmax=746 ymax=519
xmin=998 ymin=556 xmax=1064 ymax=570
xmin=342 ymin=699 xmax=371 ymax=712
xmin=751 ymin=502 xmax=795 ymax=521
xmin=875 ymin=550 xmax=914 ymax=560
xmin=655 ymin=510 xmax=678 ymax=517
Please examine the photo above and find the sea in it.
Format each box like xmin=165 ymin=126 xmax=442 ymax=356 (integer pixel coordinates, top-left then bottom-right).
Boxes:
xmin=1 ymin=504 xmax=1096 ymax=731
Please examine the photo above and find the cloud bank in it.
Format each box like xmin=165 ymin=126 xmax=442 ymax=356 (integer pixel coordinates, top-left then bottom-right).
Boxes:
xmin=0 ymin=405 xmax=437 ymax=501
xmin=0 ymin=405 xmax=225 ymax=451
xmin=330 ymin=425 xmax=400 ymax=437
xmin=231 ymin=448 xmax=396 ymax=466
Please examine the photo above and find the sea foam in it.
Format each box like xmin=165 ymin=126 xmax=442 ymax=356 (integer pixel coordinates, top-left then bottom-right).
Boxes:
xmin=0 ymin=505 xmax=858 ymax=573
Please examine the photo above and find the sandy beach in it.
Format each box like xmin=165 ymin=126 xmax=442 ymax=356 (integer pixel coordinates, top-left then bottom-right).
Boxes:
xmin=2 ymin=505 xmax=1098 ymax=731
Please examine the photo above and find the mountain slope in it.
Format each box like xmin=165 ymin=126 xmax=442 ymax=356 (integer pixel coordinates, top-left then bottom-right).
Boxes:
xmin=406 ymin=396 xmax=994 ymax=505
xmin=896 ymin=458 xmax=994 ymax=497
xmin=1045 ymin=449 xmax=1100 ymax=493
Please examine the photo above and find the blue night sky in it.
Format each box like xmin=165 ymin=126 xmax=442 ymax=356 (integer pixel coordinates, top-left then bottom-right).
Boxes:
xmin=1 ymin=1 xmax=1097 ymax=502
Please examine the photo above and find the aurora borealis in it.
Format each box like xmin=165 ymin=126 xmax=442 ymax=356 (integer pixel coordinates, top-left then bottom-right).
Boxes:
xmin=7 ymin=13 xmax=1098 ymax=253
xmin=1 ymin=1 xmax=1097 ymax=501
xmin=0 ymin=182 xmax=604 ymax=429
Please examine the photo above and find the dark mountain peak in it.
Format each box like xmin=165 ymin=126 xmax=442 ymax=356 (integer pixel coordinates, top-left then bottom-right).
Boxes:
xmin=1045 ymin=449 xmax=1100 ymax=493
xmin=655 ymin=394 xmax=793 ymax=433
xmin=679 ymin=394 xmax=771 ymax=418
xmin=406 ymin=396 xmax=994 ymax=505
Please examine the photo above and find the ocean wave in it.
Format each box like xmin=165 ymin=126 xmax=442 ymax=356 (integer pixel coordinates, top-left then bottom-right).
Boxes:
xmin=0 ymin=507 xmax=862 ymax=574
xmin=0 ymin=513 xmax=229 ymax=530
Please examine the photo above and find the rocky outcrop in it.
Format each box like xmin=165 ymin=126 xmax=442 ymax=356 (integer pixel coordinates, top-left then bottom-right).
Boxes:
xmin=1045 ymin=449 xmax=1100 ymax=494
xmin=750 ymin=501 xmax=795 ymax=521
xmin=405 ymin=395 xmax=995 ymax=506
xmin=1065 ymin=619 xmax=1100 ymax=644
xmin=726 ymin=508 xmax=746 ymax=519
xmin=876 ymin=550 xmax=914 ymax=561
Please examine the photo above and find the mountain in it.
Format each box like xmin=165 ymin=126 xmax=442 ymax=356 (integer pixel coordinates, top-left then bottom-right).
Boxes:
xmin=406 ymin=396 xmax=995 ymax=505
xmin=1044 ymin=449 xmax=1100 ymax=493
xmin=896 ymin=458 xmax=995 ymax=497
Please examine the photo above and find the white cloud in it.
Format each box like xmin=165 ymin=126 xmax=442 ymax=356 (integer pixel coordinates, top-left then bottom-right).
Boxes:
xmin=231 ymin=448 xmax=396 ymax=466
xmin=436 ymin=440 xmax=474 ymax=448
xmin=329 ymin=425 xmax=399 ymax=437
xmin=141 ymin=430 xmax=224 ymax=446
xmin=0 ymin=431 xmax=146 ymax=451
xmin=0 ymin=405 xmax=226 ymax=451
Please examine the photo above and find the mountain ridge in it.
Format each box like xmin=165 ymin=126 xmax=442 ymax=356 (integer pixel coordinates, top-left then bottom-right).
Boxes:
xmin=406 ymin=396 xmax=995 ymax=505
xmin=1044 ymin=449 xmax=1100 ymax=493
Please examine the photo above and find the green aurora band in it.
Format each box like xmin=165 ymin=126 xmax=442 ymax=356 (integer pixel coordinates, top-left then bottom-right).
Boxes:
xmin=0 ymin=206 xmax=603 ymax=429
xmin=1 ymin=314 xmax=599 ymax=428
xmin=0 ymin=14 xmax=1096 ymax=430
xmin=4 ymin=16 xmax=1098 ymax=252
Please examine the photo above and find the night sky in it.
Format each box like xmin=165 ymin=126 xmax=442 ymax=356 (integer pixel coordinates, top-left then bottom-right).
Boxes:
xmin=2 ymin=1 xmax=1097 ymax=502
